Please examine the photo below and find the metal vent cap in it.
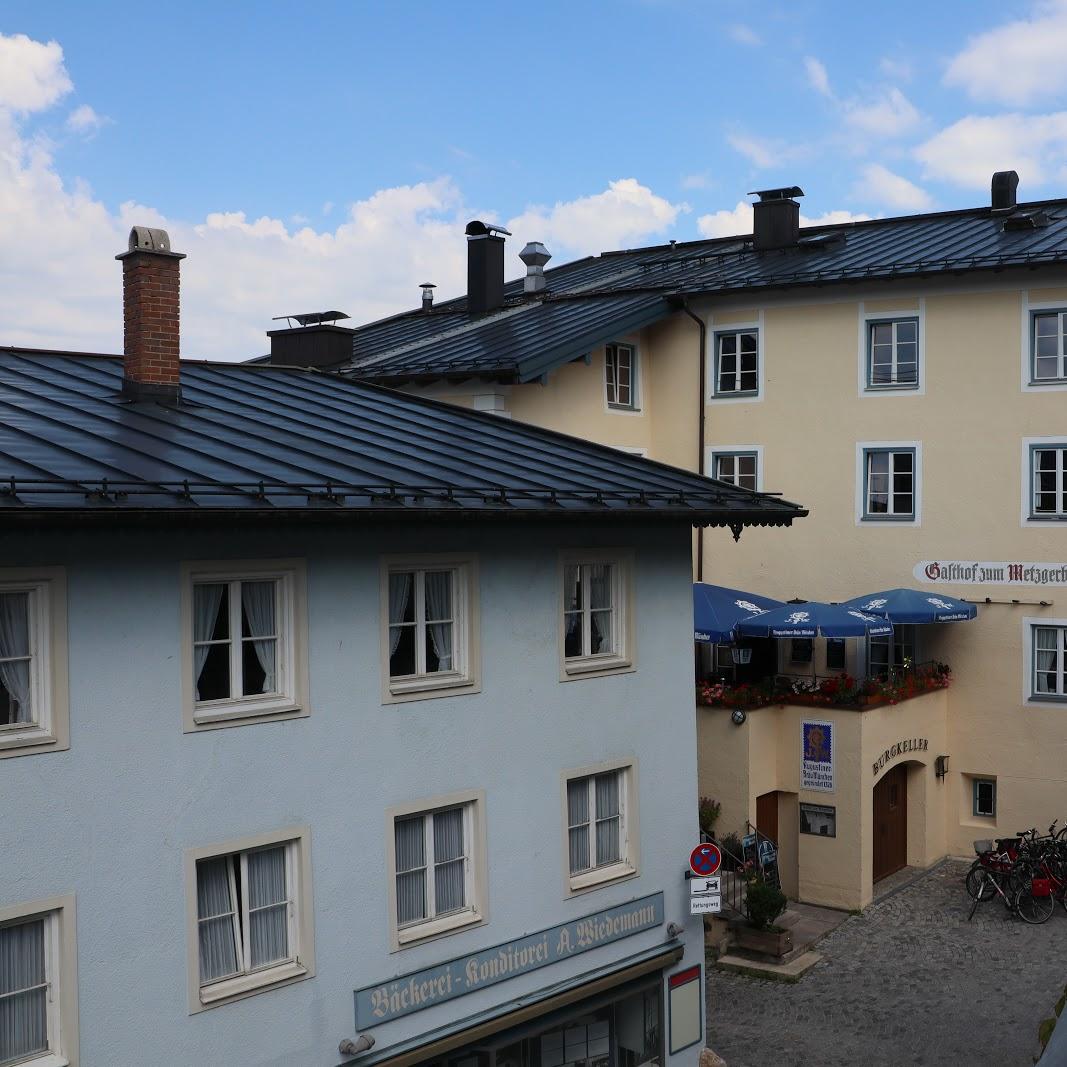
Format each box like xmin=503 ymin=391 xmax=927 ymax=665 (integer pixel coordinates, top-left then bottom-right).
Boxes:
xmin=128 ymin=226 xmax=172 ymax=253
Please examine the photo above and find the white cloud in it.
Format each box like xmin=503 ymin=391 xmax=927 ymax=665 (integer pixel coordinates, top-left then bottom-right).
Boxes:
xmin=857 ymin=164 xmax=932 ymax=212
xmin=0 ymin=33 xmax=71 ymax=113
xmin=915 ymin=112 xmax=1067 ymax=188
xmin=727 ymin=134 xmax=777 ymax=169
xmin=728 ymin=23 xmax=761 ymax=46
xmin=844 ymin=87 xmax=922 ymax=137
xmin=945 ymin=2 xmax=1067 ymax=106
xmin=879 ymin=56 xmax=912 ymax=82
xmin=696 ymin=200 xmax=870 ymax=239
xmin=505 ymin=178 xmax=688 ymax=257
xmin=680 ymin=172 xmax=711 ymax=190
xmin=804 ymin=56 xmax=832 ymax=99
xmin=65 ymin=104 xmax=108 ymax=136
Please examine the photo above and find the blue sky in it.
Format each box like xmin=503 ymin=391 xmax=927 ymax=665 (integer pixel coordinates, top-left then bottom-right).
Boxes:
xmin=2 ymin=1 xmax=1066 ymax=358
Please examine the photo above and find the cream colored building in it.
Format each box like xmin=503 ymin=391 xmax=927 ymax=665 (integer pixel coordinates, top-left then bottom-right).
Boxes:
xmin=293 ymin=176 xmax=1067 ymax=910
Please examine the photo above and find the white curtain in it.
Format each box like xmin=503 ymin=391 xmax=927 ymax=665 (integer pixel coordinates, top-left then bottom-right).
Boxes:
xmin=241 ymin=582 xmax=277 ymax=694
xmin=196 ymin=857 xmax=238 ymax=983
xmin=0 ymin=918 xmax=47 ymax=1064
xmin=424 ymin=571 xmax=453 ymax=671
xmin=388 ymin=573 xmax=413 ymax=656
xmin=247 ymin=847 xmax=289 ymax=969
xmin=567 ymin=780 xmax=590 ymax=874
xmin=0 ymin=592 xmax=31 ymax=724
xmin=589 ymin=564 xmax=613 ymax=654
xmin=193 ymin=584 xmax=225 ymax=701
xmin=433 ymin=808 xmax=465 ymax=913
xmin=595 ymin=773 xmax=621 ymax=865
xmin=394 ymin=817 xmax=426 ymax=925
xmin=1036 ymin=628 xmax=1058 ymax=694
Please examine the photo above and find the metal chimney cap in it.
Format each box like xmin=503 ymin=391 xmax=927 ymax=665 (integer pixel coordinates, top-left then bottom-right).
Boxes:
xmin=748 ymin=186 xmax=805 ymax=202
xmin=519 ymin=242 xmax=552 ymax=269
xmin=465 ymin=219 xmax=512 ymax=238
xmin=419 ymin=282 xmax=437 ymax=290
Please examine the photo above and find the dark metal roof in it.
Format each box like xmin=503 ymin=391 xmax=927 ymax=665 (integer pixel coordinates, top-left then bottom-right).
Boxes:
xmin=350 ymin=199 xmax=1067 ymax=384
xmin=0 ymin=349 xmax=805 ymax=528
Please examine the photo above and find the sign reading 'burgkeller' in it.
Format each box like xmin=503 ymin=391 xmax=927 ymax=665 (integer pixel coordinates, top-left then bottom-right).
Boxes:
xmin=354 ymin=892 xmax=664 ymax=1026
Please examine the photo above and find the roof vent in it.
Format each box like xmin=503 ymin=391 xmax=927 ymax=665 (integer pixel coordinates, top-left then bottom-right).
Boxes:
xmin=420 ymin=283 xmax=436 ymax=310
xmin=518 ymin=242 xmax=552 ymax=294
xmin=1003 ymin=209 xmax=1050 ymax=231
xmin=991 ymin=170 xmax=1019 ymax=214
xmin=465 ymin=220 xmax=511 ymax=315
xmin=128 ymin=226 xmax=172 ymax=254
xmin=797 ymin=231 xmax=845 ymax=251
xmin=749 ymin=186 xmax=804 ymax=251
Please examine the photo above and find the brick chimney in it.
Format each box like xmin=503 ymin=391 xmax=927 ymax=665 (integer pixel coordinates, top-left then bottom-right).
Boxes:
xmin=116 ymin=227 xmax=185 ymax=401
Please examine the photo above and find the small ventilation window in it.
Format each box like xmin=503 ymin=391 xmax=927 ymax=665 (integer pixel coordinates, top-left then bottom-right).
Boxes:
xmin=1003 ymin=210 xmax=1050 ymax=231
xmin=797 ymin=231 xmax=845 ymax=250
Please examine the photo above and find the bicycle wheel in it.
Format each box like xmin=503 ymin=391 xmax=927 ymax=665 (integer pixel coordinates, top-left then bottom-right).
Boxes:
xmin=1015 ymin=883 xmax=1055 ymax=924
xmin=966 ymin=861 xmax=996 ymax=902
xmin=968 ymin=873 xmax=986 ymax=921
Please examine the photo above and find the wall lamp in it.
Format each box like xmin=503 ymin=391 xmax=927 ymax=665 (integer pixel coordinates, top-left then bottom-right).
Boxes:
xmin=731 ymin=708 xmax=747 ymax=726
xmin=935 ymin=754 xmax=949 ymax=779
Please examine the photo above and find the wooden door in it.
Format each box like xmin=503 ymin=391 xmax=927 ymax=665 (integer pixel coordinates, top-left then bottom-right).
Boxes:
xmin=756 ymin=791 xmax=779 ymax=845
xmin=872 ymin=764 xmax=908 ymax=882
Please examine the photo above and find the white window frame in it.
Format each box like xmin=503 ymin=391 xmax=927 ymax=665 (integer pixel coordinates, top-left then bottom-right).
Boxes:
xmin=604 ymin=342 xmax=641 ymax=413
xmin=710 ymin=322 xmax=762 ymax=401
xmin=561 ymin=759 xmax=639 ymax=894
xmin=380 ymin=554 xmax=480 ymax=702
xmin=707 ymin=445 xmax=764 ymax=492
xmin=973 ymin=777 xmax=997 ymax=819
xmin=0 ymin=568 xmax=68 ymax=760
xmin=1022 ymin=294 xmax=1067 ymax=392
xmin=181 ymin=560 xmax=308 ymax=732
xmin=857 ymin=301 xmax=925 ymax=397
xmin=184 ymin=826 xmax=314 ymax=1013
xmin=1023 ymin=617 xmax=1067 ymax=705
xmin=559 ymin=550 xmax=634 ymax=680
xmin=1021 ymin=437 xmax=1067 ymax=524
xmin=385 ymin=789 xmax=488 ymax=951
xmin=854 ymin=441 xmax=922 ymax=527
xmin=0 ymin=895 xmax=78 ymax=1067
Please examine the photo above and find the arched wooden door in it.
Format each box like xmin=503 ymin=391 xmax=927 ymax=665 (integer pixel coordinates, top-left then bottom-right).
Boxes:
xmin=872 ymin=764 xmax=908 ymax=882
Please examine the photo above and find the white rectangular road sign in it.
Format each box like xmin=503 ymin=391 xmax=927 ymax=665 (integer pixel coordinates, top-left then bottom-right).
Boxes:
xmin=689 ymin=876 xmax=721 ymax=896
xmin=690 ymin=895 xmax=722 ymax=915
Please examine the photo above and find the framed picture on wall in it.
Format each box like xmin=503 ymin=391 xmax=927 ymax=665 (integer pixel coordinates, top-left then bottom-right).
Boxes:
xmin=800 ymin=802 xmax=837 ymax=837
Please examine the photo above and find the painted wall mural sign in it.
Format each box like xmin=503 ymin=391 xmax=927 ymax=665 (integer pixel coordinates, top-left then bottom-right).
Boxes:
xmin=873 ymin=737 xmax=928 ymax=777
xmin=801 ymin=719 xmax=834 ymax=793
xmin=353 ymin=892 xmax=663 ymax=1026
xmin=915 ymin=560 xmax=1067 ymax=587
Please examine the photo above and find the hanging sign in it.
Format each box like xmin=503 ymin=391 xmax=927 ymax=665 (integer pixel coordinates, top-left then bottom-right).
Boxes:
xmin=915 ymin=560 xmax=1067 ymax=587
xmin=801 ymin=719 xmax=834 ymax=793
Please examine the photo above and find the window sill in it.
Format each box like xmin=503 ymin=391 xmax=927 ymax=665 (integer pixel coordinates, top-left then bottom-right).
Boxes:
xmin=199 ymin=960 xmax=308 ymax=1007
xmin=863 ymin=383 xmax=920 ymax=393
xmin=860 ymin=515 xmax=917 ymax=524
xmin=1026 ymin=694 xmax=1067 ymax=705
xmin=388 ymin=672 xmax=475 ymax=697
xmin=710 ymin=391 xmax=760 ymax=400
xmin=1026 ymin=515 xmax=1067 ymax=522
xmin=396 ymin=908 xmax=482 ymax=947
xmin=17 ymin=1051 xmax=69 ymax=1067
xmin=563 ymin=654 xmax=633 ymax=680
xmin=606 ymin=403 xmax=642 ymax=413
xmin=192 ymin=698 xmax=303 ymax=726
xmin=0 ymin=729 xmax=61 ymax=758
xmin=569 ymin=862 xmax=637 ymax=894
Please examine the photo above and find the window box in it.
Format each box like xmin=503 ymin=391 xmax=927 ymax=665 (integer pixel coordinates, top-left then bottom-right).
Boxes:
xmin=386 ymin=790 xmax=487 ymax=950
xmin=185 ymin=827 xmax=314 ymax=1012
xmin=181 ymin=560 xmax=308 ymax=732
xmin=0 ymin=568 xmax=68 ymax=760
xmin=562 ymin=761 xmax=639 ymax=894
xmin=560 ymin=552 xmax=634 ymax=679
xmin=605 ymin=343 xmax=639 ymax=411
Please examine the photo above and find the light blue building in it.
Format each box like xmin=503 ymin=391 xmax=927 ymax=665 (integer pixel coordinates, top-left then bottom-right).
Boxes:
xmin=0 ymin=230 xmax=803 ymax=1066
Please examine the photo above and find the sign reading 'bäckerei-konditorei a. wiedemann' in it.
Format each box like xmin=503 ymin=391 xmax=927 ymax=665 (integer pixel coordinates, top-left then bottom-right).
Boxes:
xmin=354 ymin=892 xmax=664 ymax=1026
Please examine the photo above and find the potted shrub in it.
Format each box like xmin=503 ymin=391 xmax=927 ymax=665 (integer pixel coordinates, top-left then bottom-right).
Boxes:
xmin=735 ymin=879 xmax=792 ymax=958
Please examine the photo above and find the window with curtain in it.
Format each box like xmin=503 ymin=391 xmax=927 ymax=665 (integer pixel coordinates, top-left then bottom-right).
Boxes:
xmin=0 ymin=589 xmax=35 ymax=730
xmin=193 ymin=577 xmax=283 ymax=705
xmin=1032 ymin=310 xmax=1067 ymax=383
xmin=867 ymin=318 xmax=919 ymax=388
xmin=1031 ymin=446 xmax=1067 ymax=518
xmin=0 ymin=915 xmax=52 ymax=1065
xmin=563 ymin=562 xmax=619 ymax=661
xmin=715 ymin=330 xmax=759 ymax=395
xmin=567 ymin=769 xmax=627 ymax=877
xmin=1032 ymin=625 xmax=1067 ymax=699
xmin=196 ymin=844 xmax=295 ymax=992
xmin=388 ymin=567 xmax=462 ymax=683
xmin=864 ymin=449 xmax=915 ymax=519
xmin=394 ymin=805 xmax=472 ymax=933
xmin=605 ymin=343 xmax=637 ymax=409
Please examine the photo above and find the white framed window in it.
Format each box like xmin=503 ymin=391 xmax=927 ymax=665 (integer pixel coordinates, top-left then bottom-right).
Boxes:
xmin=1028 ymin=622 xmax=1067 ymax=701
xmin=562 ymin=760 xmax=638 ymax=893
xmin=855 ymin=442 xmax=922 ymax=526
xmin=0 ymin=895 xmax=78 ymax=1067
xmin=182 ymin=560 xmax=307 ymax=731
xmin=973 ymin=778 xmax=997 ymax=818
xmin=605 ymin=343 xmax=639 ymax=411
xmin=857 ymin=302 xmax=925 ymax=396
xmin=560 ymin=551 xmax=633 ymax=678
xmin=714 ymin=329 xmax=759 ymax=396
xmin=0 ymin=569 xmax=68 ymax=759
xmin=382 ymin=555 xmax=479 ymax=701
xmin=1029 ymin=443 xmax=1067 ymax=519
xmin=386 ymin=790 xmax=487 ymax=949
xmin=185 ymin=827 xmax=314 ymax=1012
xmin=1030 ymin=309 xmax=1067 ymax=384
xmin=709 ymin=447 xmax=762 ymax=491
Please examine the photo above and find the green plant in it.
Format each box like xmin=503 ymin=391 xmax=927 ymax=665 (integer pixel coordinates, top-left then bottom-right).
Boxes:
xmin=746 ymin=879 xmax=787 ymax=931
xmin=716 ymin=830 xmax=744 ymax=871
xmin=699 ymin=797 xmax=721 ymax=835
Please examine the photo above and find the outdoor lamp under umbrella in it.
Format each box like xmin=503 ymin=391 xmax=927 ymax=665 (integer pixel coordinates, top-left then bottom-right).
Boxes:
xmin=841 ymin=588 xmax=976 ymax=624
xmin=735 ymin=601 xmax=894 ymax=640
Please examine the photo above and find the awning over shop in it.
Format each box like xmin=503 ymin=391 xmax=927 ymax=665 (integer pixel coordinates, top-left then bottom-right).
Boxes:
xmin=841 ymin=587 xmax=977 ymax=624
xmin=693 ymin=583 xmax=783 ymax=643
xmin=736 ymin=601 xmax=894 ymax=639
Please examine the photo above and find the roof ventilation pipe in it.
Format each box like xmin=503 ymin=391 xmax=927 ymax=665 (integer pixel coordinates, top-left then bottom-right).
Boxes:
xmin=465 ymin=220 xmax=510 ymax=315
xmin=420 ymin=283 xmax=436 ymax=310
xmin=749 ymin=186 xmax=804 ymax=251
xmin=519 ymin=242 xmax=552 ymax=294
xmin=991 ymin=170 xmax=1019 ymax=214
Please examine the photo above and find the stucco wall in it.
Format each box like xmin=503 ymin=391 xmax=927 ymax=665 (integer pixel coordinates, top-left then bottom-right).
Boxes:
xmin=2 ymin=520 xmax=704 ymax=1066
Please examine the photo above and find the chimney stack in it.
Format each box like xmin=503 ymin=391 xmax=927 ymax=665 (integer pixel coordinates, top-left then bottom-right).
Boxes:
xmin=519 ymin=242 xmax=552 ymax=294
xmin=750 ymin=186 xmax=804 ymax=251
xmin=991 ymin=170 xmax=1019 ymax=213
xmin=116 ymin=227 xmax=185 ymax=401
xmin=465 ymin=220 xmax=510 ymax=315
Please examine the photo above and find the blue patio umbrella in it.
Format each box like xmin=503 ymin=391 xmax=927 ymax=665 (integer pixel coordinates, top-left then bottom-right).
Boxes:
xmin=693 ymin=583 xmax=784 ymax=643
xmin=735 ymin=601 xmax=894 ymax=639
xmin=841 ymin=588 xmax=976 ymax=624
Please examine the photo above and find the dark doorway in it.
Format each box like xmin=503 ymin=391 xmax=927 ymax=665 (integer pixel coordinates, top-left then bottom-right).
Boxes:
xmin=756 ymin=791 xmax=779 ymax=845
xmin=872 ymin=764 xmax=908 ymax=882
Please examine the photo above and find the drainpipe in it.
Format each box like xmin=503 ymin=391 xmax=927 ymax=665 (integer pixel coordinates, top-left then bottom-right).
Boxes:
xmin=672 ymin=296 xmax=707 ymax=581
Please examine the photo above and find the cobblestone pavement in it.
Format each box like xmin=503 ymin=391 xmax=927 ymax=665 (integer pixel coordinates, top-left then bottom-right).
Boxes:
xmin=706 ymin=860 xmax=1067 ymax=1067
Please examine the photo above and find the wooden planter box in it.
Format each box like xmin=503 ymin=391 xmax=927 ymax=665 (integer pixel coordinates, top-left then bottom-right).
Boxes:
xmin=734 ymin=925 xmax=793 ymax=959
